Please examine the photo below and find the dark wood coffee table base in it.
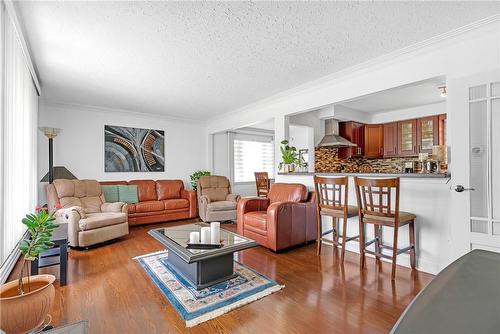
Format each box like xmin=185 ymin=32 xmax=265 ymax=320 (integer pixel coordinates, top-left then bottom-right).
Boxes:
xmin=168 ymin=248 xmax=237 ymax=290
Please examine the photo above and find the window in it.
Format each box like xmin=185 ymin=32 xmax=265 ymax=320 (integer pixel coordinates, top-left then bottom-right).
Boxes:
xmin=233 ymin=135 xmax=274 ymax=183
xmin=0 ymin=3 xmax=39 ymax=282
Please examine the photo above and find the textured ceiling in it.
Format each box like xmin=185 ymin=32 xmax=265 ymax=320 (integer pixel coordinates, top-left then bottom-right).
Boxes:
xmin=18 ymin=1 xmax=500 ymax=120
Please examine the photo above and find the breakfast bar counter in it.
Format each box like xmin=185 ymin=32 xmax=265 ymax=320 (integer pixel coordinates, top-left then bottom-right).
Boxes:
xmin=275 ymin=171 xmax=454 ymax=275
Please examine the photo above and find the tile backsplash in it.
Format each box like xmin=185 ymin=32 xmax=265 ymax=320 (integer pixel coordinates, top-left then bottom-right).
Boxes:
xmin=314 ymin=147 xmax=447 ymax=173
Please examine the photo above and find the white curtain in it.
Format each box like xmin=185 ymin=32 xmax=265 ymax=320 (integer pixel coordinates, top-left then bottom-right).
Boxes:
xmin=0 ymin=2 xmax=39 ymax=282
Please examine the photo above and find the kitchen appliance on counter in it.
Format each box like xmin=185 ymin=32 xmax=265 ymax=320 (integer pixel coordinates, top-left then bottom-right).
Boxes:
xmin=426 ymin=161 xmax=438 ymax=173
xmin=404 ymin=162 xmax=416 ymax=174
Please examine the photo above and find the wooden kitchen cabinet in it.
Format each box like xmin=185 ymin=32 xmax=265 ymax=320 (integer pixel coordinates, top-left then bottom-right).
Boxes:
xmin=364 ymin=124 xmax=383 ymax=158
xmin=383 ymin=122 xmax=398 ymax=157
xmin=397 ymin=119 xmax=417 ymax=156
xmin=338 ymin=122 xmax=364 ymax=159
xmin=416 ymin=116 xmax=439 ymax=154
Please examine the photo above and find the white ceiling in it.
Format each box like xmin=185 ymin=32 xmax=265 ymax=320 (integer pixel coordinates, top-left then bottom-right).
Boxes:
xmin=18 ymin=1 xmax=500 ymax=120
xmin=337 ymin=77 xmax=446 ymax=114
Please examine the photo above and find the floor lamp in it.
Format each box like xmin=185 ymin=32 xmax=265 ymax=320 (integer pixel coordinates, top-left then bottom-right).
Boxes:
xmin=39 ymin=127 xmax=61 ymax=184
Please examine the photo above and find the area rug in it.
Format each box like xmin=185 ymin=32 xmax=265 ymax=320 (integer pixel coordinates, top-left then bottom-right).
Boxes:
xmin=134 ymin=250 xmax=284 ymax=327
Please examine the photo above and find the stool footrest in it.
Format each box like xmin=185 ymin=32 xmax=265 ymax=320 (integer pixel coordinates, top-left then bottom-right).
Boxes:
xmin=365 ymin=249 xmax=393 ymax=260
xmin=321 ymin=229 xmax=335 ymax=236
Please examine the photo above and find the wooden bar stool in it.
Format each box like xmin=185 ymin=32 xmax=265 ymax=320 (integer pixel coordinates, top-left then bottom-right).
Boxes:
xmin=254 ymin=172 xmax=270 ymax=197
xmin=354 ymin=177 xmax=416 ymax=280
xmin=314 ymin=175 xmax=359 ymax=263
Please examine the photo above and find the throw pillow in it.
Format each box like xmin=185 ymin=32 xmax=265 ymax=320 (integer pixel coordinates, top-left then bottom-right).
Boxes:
xmin=118 ymin=185 xmax=139 ymax=204
xmin=101 ymin=185 xmax=119 ymax=203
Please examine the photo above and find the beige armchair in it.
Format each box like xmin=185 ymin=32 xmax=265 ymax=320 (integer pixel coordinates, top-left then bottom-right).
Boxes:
xmin=46 ymin=179 xmax=129 ymax=247
xmin=197 ymin=175 xmax=240 ymax=222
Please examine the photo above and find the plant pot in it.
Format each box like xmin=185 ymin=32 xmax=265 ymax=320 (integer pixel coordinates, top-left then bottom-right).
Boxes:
xmin=282 ymin=163 xmax=295 ymax=173
xmin=0 ymin=274 xmax=55 ymax=334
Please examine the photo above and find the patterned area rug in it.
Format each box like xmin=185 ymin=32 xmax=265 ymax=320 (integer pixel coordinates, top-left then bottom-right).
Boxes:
xmin=134 ymin=250 xmax=284 ymax=327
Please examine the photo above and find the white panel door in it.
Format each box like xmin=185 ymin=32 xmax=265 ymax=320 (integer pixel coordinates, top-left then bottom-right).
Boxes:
xmin=449 ymin=70 xmax=500 ymax=257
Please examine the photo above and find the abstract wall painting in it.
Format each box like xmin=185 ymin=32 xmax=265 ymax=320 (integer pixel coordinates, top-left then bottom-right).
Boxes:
xmin=104 ymin=125 xmax=165 ymax=172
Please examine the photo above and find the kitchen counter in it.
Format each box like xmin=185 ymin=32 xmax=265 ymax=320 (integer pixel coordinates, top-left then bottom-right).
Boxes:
xmin=277 ymin=172 xmax=451 ymax=178
xmin=275 ymin=170 xmax=455 ymax=275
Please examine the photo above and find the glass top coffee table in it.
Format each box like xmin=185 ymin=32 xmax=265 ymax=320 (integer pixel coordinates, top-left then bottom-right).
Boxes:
xmin=149 ymin=222 xmax=257 ymax=289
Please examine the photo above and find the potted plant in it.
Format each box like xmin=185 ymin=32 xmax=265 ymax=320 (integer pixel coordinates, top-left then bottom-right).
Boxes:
xmin=0 ymin=205 xmax=60 ymax=334
xmin=279 ymin=140 xmax=299 ymax=173
xmin=190 ymin=170 xmax=211 ymax=191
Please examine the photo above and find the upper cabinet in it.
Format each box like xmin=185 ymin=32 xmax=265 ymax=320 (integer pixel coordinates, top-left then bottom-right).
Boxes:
xmin=339 ymin=114 xmax=445 ymax=159
xmin=383 ymin=122 xmax=398 ymax=157
xmin=397 ymin=119 xmax=417 ymax=156
xmin=364 ymin=124 xmax=383 ymax=158
xmin=338 ymin=122 xmax=364 ymax=159
xmin=416 ymin=116 xmax=439 ymax=154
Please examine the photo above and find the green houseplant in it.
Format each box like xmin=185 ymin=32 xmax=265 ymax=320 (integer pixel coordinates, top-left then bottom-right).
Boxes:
xmin=190 ymin=170 xmax=211 ymax=191
xmin=279 ymin=140 xmax=299 ymax=173
xmin=0 ymin=205 xmax=60 ymax=333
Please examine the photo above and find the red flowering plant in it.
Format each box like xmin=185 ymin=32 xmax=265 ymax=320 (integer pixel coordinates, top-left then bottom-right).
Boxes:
xmin=17 ymin=204 xmax=61 ymax=294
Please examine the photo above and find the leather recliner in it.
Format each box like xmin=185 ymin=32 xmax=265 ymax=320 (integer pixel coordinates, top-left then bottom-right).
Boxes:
xmin=46 ymin=179 xmax=129 ymax=247
xmin=237 ymin=183 xmax=317 ymax=252
xmin=197 ymin=175 xmax=240 ymax=222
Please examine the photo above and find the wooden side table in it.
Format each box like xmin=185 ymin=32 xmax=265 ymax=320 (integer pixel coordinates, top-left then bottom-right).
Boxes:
xmin=31 ymin=223 xmax=68 ymax=286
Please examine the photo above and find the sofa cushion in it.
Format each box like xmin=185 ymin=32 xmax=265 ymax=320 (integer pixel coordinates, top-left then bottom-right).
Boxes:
xmin=101 ymin=185 xmax=119 ymax=202
xmin=135 ymin=200 xmax=164 ymax=213
xmin=79 ymin=212 xmax=127 ymax=231
xmin=156 ymin=180 xmax=183 ymax=200
xmin=54 ymin=179 xmax=76 ymax=198
xmin=207 ymin=200 xmax=237 ymax=212
xmin=199 ymin=176 xmax=230 ymax=202
xmin=244 ymin=211 xmax=267 ymax=233
xmin=268 ymin=183 xmax=307 ymax=204
xmin=127 ymin=203 xmax=136 ymax=214
xmin=60 ymin=197 xmax=82 ymax=209
xmin=117 ymin=185 xmax=139 ymax=204
xmin=129 ymin=180 xmax=157 ymax=201
xmin=81 ymin=196 xmax=103 ymax=213
xmin=163 ymin=199 xmax=189 ymax=210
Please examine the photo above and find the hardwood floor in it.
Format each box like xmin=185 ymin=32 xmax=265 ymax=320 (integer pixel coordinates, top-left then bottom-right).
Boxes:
xmin=8 ymin=220 xmax=433 ymax=333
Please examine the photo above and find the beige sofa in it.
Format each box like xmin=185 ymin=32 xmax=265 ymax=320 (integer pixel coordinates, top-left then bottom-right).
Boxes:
xmin=46 ymin=179 xmax=129 ymax=247
xmin=197 ymin=176 xmax=240 ymax=222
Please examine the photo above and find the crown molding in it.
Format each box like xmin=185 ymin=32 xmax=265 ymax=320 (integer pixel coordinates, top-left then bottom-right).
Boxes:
xmin=39 ymin=99 xmax=205 ymax=124
xmin=3 ymin=0 xmax=41 ymax=95
xmin=207 ymin=14 xmax=500 ymax=124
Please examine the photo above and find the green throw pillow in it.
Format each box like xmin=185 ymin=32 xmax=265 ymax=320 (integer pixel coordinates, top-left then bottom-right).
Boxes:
xmin=101 ymin=185 xmax=119 ymax=203
xmin=118 ymin=185 xmax=139 ymax=204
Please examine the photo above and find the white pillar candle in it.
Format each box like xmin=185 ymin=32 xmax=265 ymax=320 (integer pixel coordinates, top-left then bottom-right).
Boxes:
xmin=189 ymin=231 xmax=200 ymax=244
xmin=200 ymin=227 xmax=211 ymax=244
xmin=210 ymin=222 xmax=220 ymax=244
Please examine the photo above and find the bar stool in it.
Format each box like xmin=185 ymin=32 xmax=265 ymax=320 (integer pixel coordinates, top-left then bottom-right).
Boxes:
xmin=354 ymin=177 xmax=416 ymax=280
xmin=314 ymin=176 xmax=359 ymax=263
xmin=254 ymin=172 xmax=270 ymax=197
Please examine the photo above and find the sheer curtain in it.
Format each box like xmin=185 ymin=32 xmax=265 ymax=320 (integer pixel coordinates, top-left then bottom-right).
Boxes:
xmin=0 ymin=2 xmax=39 ymax=283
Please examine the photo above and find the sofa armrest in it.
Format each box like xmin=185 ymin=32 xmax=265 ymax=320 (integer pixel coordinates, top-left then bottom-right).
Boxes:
xmin=101 ymin=202 xmax=127 ymax=213
xmin=266 ymin=200 xmax=317 ymax=251
xmin=236 ymin=197 xmax=270 ymax=235
xmin=226 ymin=193 xmax=240 ymax=203
xmin=181 ymin=189 xmax=197 ymax=218
xmin=55 ymin=207 xmax=85 ymax=247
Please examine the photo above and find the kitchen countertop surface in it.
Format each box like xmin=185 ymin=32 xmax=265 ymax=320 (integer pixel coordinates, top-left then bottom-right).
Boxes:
xmin=277 ymin=172 xmax=451 ymax=178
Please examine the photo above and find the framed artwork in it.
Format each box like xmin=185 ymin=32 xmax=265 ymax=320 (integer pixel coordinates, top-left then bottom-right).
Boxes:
xmin=104 ymin=125 xmax=165 ymax=172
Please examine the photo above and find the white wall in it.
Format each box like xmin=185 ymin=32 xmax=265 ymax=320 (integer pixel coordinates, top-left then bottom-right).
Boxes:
xmin=37 ymin=101 xmax=207 ymax=203
xmin=370 ymin=101 xmax=446 ymax=123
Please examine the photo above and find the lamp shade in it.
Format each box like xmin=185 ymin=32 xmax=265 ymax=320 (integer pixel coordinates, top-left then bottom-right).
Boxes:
xmin=40 ymin=166 xmax=77 ymax=182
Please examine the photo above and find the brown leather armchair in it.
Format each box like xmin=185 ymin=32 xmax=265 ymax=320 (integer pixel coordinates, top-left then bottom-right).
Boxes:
xmin=237 ymin=183 xmax=317 ymax=252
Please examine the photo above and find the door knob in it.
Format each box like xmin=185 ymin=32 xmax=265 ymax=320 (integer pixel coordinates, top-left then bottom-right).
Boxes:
xmin=454 ymin=185 xmax=475 ymax=192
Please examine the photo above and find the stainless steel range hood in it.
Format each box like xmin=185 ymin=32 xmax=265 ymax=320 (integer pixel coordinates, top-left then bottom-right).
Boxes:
xmin=317 ymin=119 xmax=357 ymax=148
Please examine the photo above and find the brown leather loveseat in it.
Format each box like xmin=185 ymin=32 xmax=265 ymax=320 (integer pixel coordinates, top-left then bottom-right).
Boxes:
xmin=100 ymin=180 xmax=197 ymax=225
xmin=237 ymin=183 xmax=317 ymax=252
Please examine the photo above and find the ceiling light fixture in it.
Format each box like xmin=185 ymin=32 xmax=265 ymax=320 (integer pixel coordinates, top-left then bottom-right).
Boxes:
xmin=438 ymin=86 xmax=447 ymax=98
